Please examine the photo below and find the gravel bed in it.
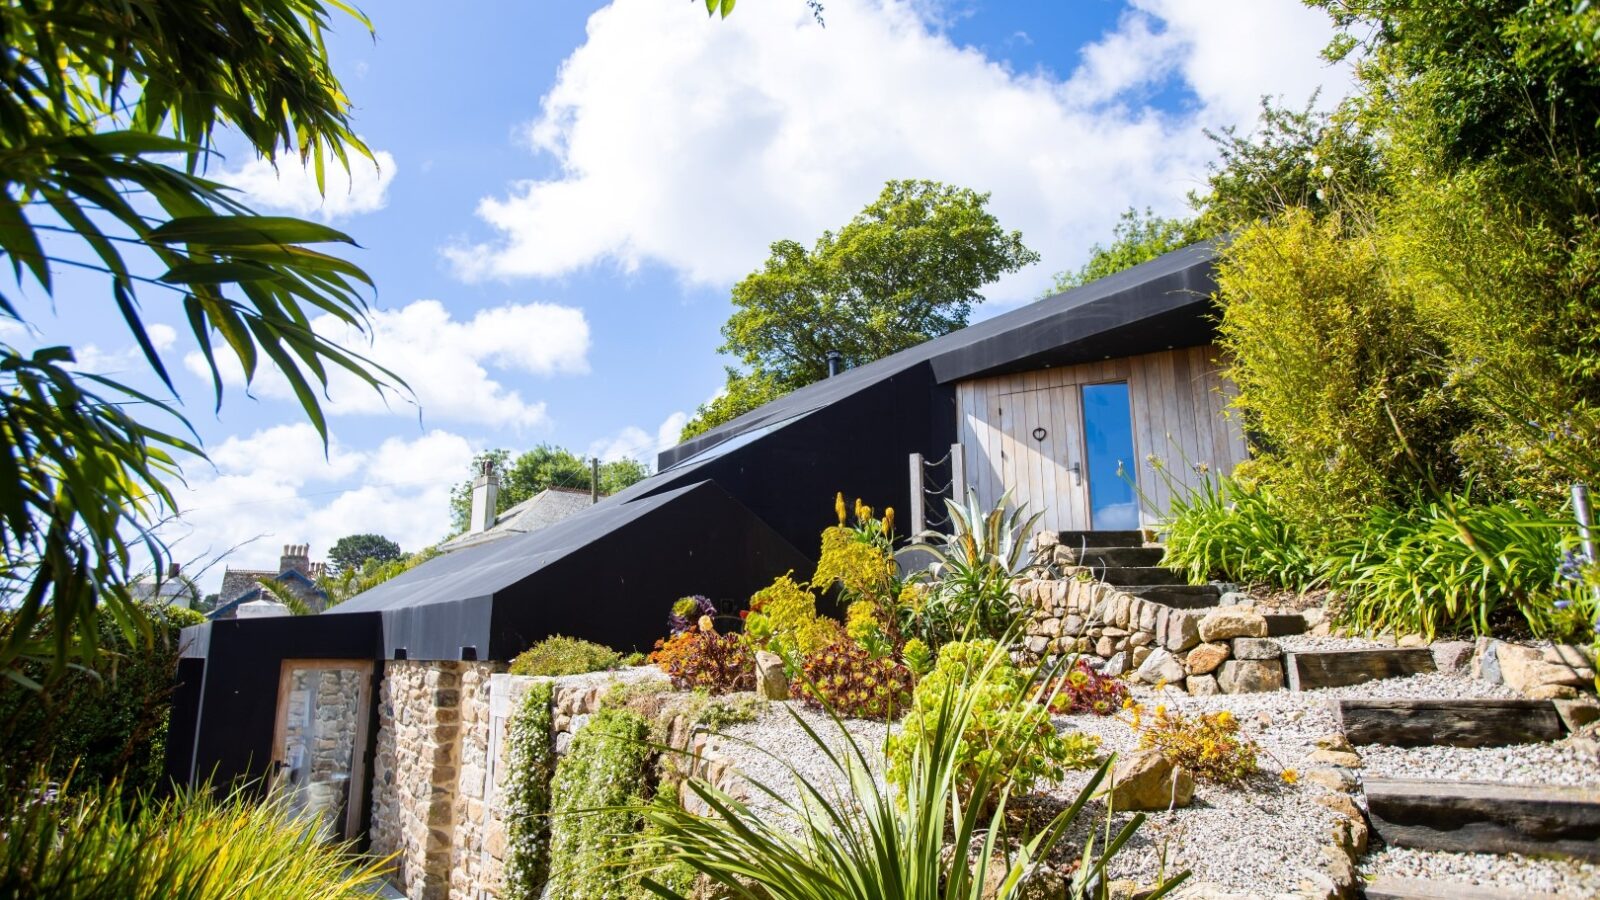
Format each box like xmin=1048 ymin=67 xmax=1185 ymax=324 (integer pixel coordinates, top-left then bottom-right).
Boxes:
xmin=1359 ymin=740 xmax=1600 ymax=788
xmin=716 ymin=700 xmax=892 ymax=820
xmin=1273 ymin=633 xmax=1401 ymax=652
xmin=1362 ymin=846 xmax=1600 ymax=898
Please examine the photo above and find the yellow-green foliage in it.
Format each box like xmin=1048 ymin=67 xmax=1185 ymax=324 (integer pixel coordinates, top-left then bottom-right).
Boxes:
xmin=1133 ymin=706 xmax=1258 ymax=786
xmin=545 ymin=708 xmax=655 ymax=900
xmin=887 ymin=640 xmax=1098 ymax=807
xmin=509 ymin=635 xmax=622 ymax=677
xmin=1216 ymin=209 xmax=1456 ymax=533
xmin=814 ymin=526 xmax=893 ymax=599
xmin=746 ymin=573 xmax=839 ymax=659
xmin=0 ymin=771 xmax=390 ymax=898
xmin=505 ymin=681 xmax=555 ymax=897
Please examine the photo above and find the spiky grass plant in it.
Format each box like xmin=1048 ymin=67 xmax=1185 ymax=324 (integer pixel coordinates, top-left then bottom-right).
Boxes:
xmin=909 ymin=489 xmax=1044 ymax=644
xmin=630 ymin=643 xmax=1188 ymax=900
xmin=0 ymin=771 xmax=391 ymax=899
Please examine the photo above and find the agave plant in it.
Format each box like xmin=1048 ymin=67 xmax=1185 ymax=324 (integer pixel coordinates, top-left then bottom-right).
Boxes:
xmin=631 ymin=641 xmax=1186 ymax=900
xmin=907 ymin=489 xmax=1045 ymax=644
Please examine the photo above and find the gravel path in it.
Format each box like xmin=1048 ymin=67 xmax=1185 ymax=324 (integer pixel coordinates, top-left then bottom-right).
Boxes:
xmin=1362 ymin=846 xmax=1600 ymax=898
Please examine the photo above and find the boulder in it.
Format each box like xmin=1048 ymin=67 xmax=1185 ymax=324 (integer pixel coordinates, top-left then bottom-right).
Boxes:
xmin=1185 ymin=642 xmax=1230 ymax=675
xmin=1217 ymin=659 xmax=1284 ymax=693
xmin=1430 ymin=640 xmax=1476 ymax=676
xmin=1101 ymin=651 xmax=1131 ymax=678
xmin=1134 ymin=647 xmax=1187 ymax=686
xmin=1498 ymin=642 xmax=1596 ymax=693
xmin=1129 ymin=645 xmax=1152 ymax=669
xmin=1555 ymin=699 xmax=1600 ymax=733
xmin=1198 ymin=606 xmax=1269 ymax=642
xmin=1163 ymin=612 xmax=1201 ymax=652
xmin=1186 ymin=674 xmax=1219 ymax=696
xmin=1231 ymin=637 xmax=1283 ymax=660
xmin=754 ymin=650 xmax=789 ymax=700
xmin=1107 ymin=749 xmax=1194 ymax=811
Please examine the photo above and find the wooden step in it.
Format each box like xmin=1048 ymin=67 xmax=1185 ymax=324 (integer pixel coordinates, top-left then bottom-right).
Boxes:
xmin=1097 ymin=566 xmax=1187 ymax=587
xmin=1285 ymin=647 xmax=1436 ymax=691
xmin=1337 ymin=698 xmax=1565 ymax=748
xmin=1052 ymin=529 xmax=1146 ymax=549
xmin=1068 ymin=546 xmax=1165 ymax=568
xmin=1122 ymin=584 xmax=1222 ymax=609
xmin=1363 ymin=876 xmax=1566 ymax=900
xmin=1263 ymin=613 xmax=1307 ymax=637
xmin=1364 ymin=778 xmax=1600 ymax=861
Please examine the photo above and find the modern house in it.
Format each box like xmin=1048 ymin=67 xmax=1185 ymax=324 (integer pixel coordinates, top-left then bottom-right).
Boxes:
xmin=167 ymin=239 xmax=1250 ymax=863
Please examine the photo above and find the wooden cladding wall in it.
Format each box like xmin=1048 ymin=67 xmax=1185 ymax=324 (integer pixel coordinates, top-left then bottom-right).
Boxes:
xmin=955 ymin=345 xmax=1248 ymax=531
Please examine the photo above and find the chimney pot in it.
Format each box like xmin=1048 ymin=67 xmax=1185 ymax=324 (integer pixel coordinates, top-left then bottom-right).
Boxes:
xmin=468 ymin=460 xmax=501 ymax=534
xmin=166 ymin=562 xmax=181 ymax=579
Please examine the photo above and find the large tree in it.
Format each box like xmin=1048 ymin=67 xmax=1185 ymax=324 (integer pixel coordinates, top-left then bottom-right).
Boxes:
xmin=448 ymin=446 xmax=649 ymax=531
xmin=682 ymin=179 xmax=1038 ymax=438
xmin=0 ymin=0 xmax=397 ymax=686
xmin=327 ymin=534 xmax=404 ymax=577
xmin=1043 ymin=208 xmax=1200 ymax=295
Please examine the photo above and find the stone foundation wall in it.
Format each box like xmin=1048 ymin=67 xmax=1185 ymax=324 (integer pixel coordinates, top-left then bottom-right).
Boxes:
xmin=1017 ymin=573 xmax=1287 ymax=695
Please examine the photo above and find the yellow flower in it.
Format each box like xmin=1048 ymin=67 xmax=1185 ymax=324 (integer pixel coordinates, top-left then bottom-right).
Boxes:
xmin=1280 ymin=768 xmax=1299 ymax=785
xmin=835 ymin=492 xmax=847 ymax=526
xmin=698 ymin=615 xmax=715 ymax=633
xmin=1153 ymin=677 xmax=1168 ymax=691
xmin=1216 ymin=710 xmax=1235 ymax=727
xmin=1122 ymin=697 xmax=1134 ymax=710
xmin=882 ymin=507 xmax=894 ymax=535
xmin=1155 ymin=705 xmax=1167 ymax=719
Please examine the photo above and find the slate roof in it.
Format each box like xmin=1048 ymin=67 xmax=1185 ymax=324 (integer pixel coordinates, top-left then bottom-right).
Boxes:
xmin=439 ymin=487 xmax=596 ymax=552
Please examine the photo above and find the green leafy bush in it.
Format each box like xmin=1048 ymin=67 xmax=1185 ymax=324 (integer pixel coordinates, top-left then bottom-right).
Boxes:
xmin=908 ymin=488 xmax=1042 ymax=644
xmin=0 ymin=770 xmax=389 ymax=898
xmin=504 ymin=681 xmax=555 ymax=898
xmin=797 ymin=638 xmax=914 ymax=721
xmin=545 ymin=708 xmax=655 ymax=899
xmin=1157 ymin=470 xmax=1320 ymax=590
xmin=0 ymin=603 xmax=202 ymax=794
xmin=631 ymin=640 xmax=1186 ymax=900
xmin=1325 ymin=494 xmax=1570 ymax=638
xmin=887 ymin=640 xmax=1098 ymax=810
xmin=509 ymin=635 xmax=623 ymax=677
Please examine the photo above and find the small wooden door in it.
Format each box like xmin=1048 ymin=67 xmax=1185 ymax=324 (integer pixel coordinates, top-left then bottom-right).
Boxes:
xmin=994 ymin=386 xmax=1089 ymax=532
xmin=271 ymin=660 xmax=373 ymax=841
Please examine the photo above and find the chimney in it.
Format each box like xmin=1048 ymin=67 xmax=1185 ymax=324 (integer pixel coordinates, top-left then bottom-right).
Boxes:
xmin=826 ymin=349 xmax=843 ymax=378
xmin=166 ymin=562 xmax=181 ymax=579
xmin=280 ymin=543 xmax=309 ymax=575
xmin=469 ymin=458 xmax=500 ymax=534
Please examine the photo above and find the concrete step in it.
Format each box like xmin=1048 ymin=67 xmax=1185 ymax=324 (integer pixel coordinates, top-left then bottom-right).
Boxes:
xmin=1284 ymin=647 xmax=1436 ymax=691
xmin=1097 ymin=566 xmax=1188 ymax=587
xmin=1051 ymin=529 xmax=1146 ymax=549
xmin=1122 ymin=584 xmax=1222 ymax=609
xmin=1337 ymin=698 xmax=1565 ymax=748
xmin=1364 ymin=778 xmax=1600 ymax=861
xmin=1067 ymin=546 xmax=1166 ymax=568
xmin=1363 ymin=876 xmax=1566 ymax=900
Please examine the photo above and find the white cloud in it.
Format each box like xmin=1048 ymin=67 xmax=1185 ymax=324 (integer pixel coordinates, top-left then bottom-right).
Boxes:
xmin=161 ymin=424 xmax=475 ymax=588
xmin=221 ymin=148 xmax=397 ymax=222
xmin=446 ymin=0 xmax=1350 ymax=301
xmin=182 ymin=299 xmax=590 ymax=429
xmin=588 ymin=410 xmax=688 ymax=466
xmin=69 ymin=322 xmax=177 ymax=375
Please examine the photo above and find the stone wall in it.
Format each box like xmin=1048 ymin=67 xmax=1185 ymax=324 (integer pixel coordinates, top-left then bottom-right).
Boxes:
xmin=1017 ymin=573 xmax=1287 ymax=695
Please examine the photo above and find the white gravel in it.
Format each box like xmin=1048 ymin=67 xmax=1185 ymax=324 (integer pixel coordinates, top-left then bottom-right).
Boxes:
xmin=1359 ymin=740 xmax=1600 ymax=788
xmin=1362 ymin=846 xmax=1600 ymax=898
xmin=716 ymin=701 xmax=891 ymax=821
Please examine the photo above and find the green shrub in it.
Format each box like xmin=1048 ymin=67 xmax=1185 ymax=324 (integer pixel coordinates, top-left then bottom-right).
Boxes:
xmin=797 ymin=638 xmax=914 ymax=721
xmin=0 ymin=603 xmax=202 ymax=794
xmin=0 ymin=770 xmax=389 ymax=898
xmin=509 ymin=635 xmax=623 ymax=677
xmin=1325 ymin=493 xmax=1571 ymax=638
xmin=545 ymin=708 xmax=654 ymax=900
xmin=1158 ymin=471 xmax=1320 ymax=590
xmin=887 ymin=640 xmax=1098 ymax=811
xmin=505 ymin=681 xmax=555 ymax=898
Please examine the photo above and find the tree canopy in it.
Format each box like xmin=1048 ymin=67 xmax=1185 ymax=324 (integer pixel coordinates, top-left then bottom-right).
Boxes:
xmin=327 ymin=534 xmax=404 ymax=577
xmin=682 ymin=179 xmax=1038 ymax=439
xmin=1043 ymin=208 xmax=1199 ymax=295
xmin=0 ymin=0 xmax=397 ymax=686
xmin=448 ymin=446 xmax=650 ymax=531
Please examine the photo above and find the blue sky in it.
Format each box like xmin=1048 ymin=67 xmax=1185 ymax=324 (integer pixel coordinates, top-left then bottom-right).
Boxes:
xmin=11 ymin=0 xmax=1351 ymax=589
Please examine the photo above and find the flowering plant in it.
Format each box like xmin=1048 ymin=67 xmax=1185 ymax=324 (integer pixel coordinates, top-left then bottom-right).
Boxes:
xmin=1039 ymin=658 xmax=1129 ymax=716
xmin=650 ymin=614 xmax=755 ymax=695
xmin=1127 ymin=704 xmax=1258 ymax=786
xmin=797 ymin=638 xmax=914 ymax=720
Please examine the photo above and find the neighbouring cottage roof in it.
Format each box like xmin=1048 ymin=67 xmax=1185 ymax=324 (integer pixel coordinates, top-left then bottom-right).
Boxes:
xmin=439 ymin=487 xmax=597 ymax=553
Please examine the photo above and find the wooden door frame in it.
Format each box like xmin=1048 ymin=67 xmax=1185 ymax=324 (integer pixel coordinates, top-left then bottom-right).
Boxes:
xmin=271 ymin=658 xmax=375 ymax=841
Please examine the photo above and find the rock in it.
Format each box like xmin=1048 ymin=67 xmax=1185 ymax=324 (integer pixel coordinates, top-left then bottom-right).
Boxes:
xmin=1096 ymin=636 xmax=1116 ymax=657
xmin=1498 ymin=642 xmax=1596 ymax=692
xmin=1128 ymin=630 xmax=1155 ymax=648
xmin=1134 ymin=648 xmax=1187 ymax=686
xmin=1033 ymin=531 xmax=1060 ymax=551
xmin=1545 ymin=643 xmax=1597 ymax=668
xmin=1187 ymin=674 xmax=1219 ymax=696
xmin=1473 ymin=638 xmax=1502 ymax=685
xmin=1198 ymin=606 xmax=1269 ymax=642
xmin=1101 ymin=651 xmax=1131 ymax=677
xmin=1304 ymin=767 xmax=1357 ymax=793
xmin=1063 ymin=615 xmax=1085 ymax=636
xmin=1232 ymin=637 xmax=1284 ymax=660
xmin=1317 ymin=843 xmax=1358 ymax=895
xmin=1217 ymin=659 xmax=1284 ymax=693
xmin=1218 ymin=590 xmax=1253 ymax=606
xmin=754 ymin=650 xmax=789 ymax=700
xmin=1316 ymin=733 xmax=1355 ymax=753
xmin=1107 ymin=749 xmax=1194 ymax=811
xmin=1130 ymin=646 xmax=1152 ymax=668
xmin=1164 ymin=611 xmax=1201 ymax=652
xmin=1396 ymin=633 xmax=1429 ymax=648
xmin=1430 ymin=640 xmax=1475 ymax=676
xmin=1555 ymin=699 xmax=1600 ymax=732
xmin=1316 ymin=791 xmax=1364 ymax=823
xmin=1186 ymin=642 xmax=1230 ymax=675
xmin=1039 ymin=617 xmax=1062 ymax=637
xmin=1326 ymin=808 xmax=1369 ymax=856
xmin=1527 ymin=684 xmax=1581 ymax=700
xmin=1308 ymin=748 xmax=1363 ymax=768
xmin=1025 ymin=635 xmax=1049 ymax=657
xmin=1300 ymin=608 xmax=1327 ymax=629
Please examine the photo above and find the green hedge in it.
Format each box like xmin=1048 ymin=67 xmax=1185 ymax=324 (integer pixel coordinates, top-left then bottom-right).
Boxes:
xmin=545 ymin=708 xmax=654 ymax=899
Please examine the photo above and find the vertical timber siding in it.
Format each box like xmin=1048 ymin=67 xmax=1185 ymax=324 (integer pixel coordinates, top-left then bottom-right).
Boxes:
xmin=955 ymin=345 xmax=1247 ymax=531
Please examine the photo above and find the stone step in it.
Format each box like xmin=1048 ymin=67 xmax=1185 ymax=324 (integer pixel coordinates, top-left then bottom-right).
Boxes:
xmin=1263 ymin=613 xmax=1307 ymax=637
xmin=1284 ymin=647 xmax=1436 ymax=691
xmin=1097 ymin=566 xmax=1188 ymax=587
xmin=1051 ymin=529 xmax=1146 ymax=549
xmin=1336 ymin=698 xmax=1565 ymax=748
xmin=1122 ymin=584 xmax=1222 ymax=609
xmin=1363 ymin=876 xmax=1566 ymax=900
xmin=1364 ymin=778 xmax=1600 ymax=861
xmin=1069 ymin=546 xmax=1166 ymax=568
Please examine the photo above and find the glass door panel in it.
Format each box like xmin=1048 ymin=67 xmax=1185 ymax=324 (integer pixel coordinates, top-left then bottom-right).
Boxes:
xmin=272 ymin=662 xmax=371 ymax=841
xmin=1080 ymin=382 xmax=1139 ymax=530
